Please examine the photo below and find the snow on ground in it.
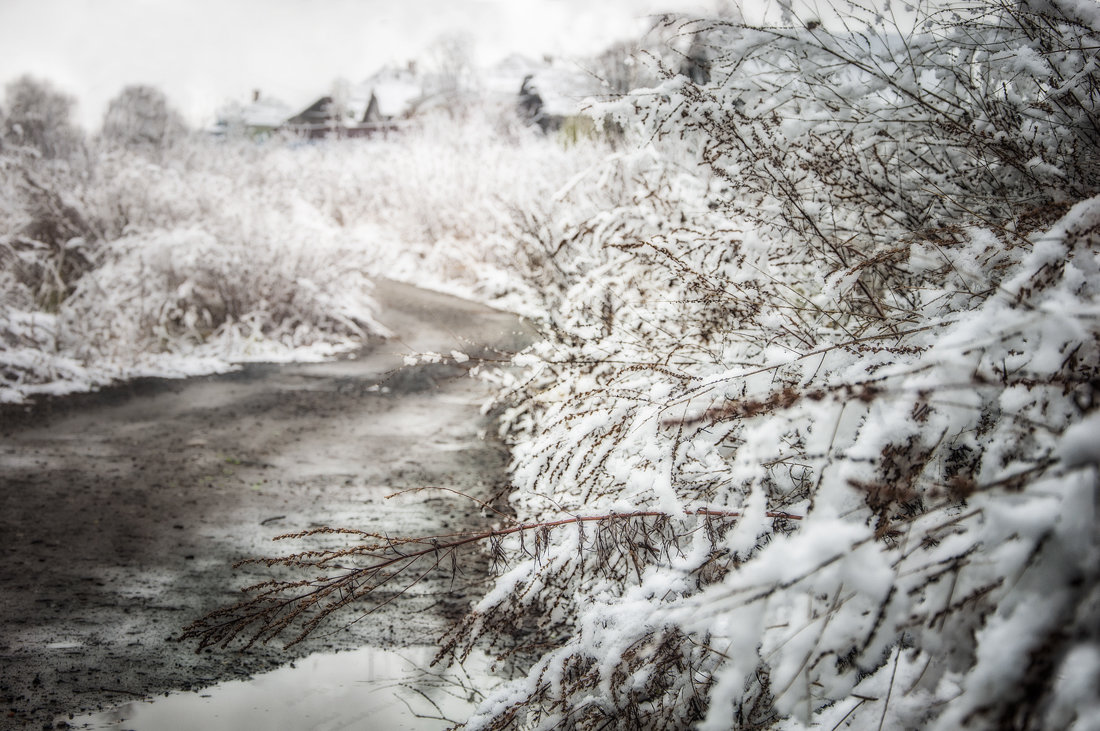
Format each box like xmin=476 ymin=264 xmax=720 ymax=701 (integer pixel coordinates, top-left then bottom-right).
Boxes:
xmin=4 ymin=4 xmax=1100 ymax=727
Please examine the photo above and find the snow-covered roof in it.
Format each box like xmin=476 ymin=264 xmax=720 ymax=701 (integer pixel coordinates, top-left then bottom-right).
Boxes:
xmin=215 ymin=95 xmax=293 ymax=131
xmin=347 ymin=67 xmax=423 ymax=120
xmin=243 ymin=97 xmax=293 ymax=128
xmin=364 ymin=67 xmax=423 ymax=118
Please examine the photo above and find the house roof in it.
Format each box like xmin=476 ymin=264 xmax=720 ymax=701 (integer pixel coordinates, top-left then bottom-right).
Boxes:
xmin=244 ymin=97 xmax=293 ymax=128
xmin=288 ymin=96 xmax=337 ymax=125
xmin=213 ymin=94 xmax=293 ymax=133
xmin=356 ymin=67 xmax=423 ymax=119
xmin=283 ymin=68 xmax=422 ymax=127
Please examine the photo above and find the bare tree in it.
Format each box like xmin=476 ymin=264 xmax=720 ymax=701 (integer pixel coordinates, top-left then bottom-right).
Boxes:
xmin=2 ymin=76 xmax=83 ymax=160
xmin=422 ymin=33 xmax=479 ymax=116
xmin=589 ymin=40 xmax=656 ymax=97
xmin=100 ymin=84 xmax=188 ymax=152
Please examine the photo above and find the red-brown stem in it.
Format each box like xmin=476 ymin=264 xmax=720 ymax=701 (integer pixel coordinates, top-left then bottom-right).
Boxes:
xmin=187 ymin=507 xmax=804 ymax=648
xmin=304 ymin=508 xmax=802 ymax=579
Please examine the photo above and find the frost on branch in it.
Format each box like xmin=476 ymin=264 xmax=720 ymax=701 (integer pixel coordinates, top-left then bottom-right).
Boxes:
xmin=448 ymin=3 xmax=1100 ymax=729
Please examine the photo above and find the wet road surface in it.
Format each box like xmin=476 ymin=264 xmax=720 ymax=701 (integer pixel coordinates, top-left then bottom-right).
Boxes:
xmin=0 ymin=280 xmax=533 ymax=729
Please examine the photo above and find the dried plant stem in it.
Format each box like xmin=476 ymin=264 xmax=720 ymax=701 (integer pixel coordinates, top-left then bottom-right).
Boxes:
xmin=181 ymin=507 xmax=802 ymax=652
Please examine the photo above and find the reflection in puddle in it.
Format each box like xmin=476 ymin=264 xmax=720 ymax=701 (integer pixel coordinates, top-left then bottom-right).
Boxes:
xmin=68 ymin=646 xmax=498 ymax=730
xmin=45 ymin=641 xmax=84 ymax=650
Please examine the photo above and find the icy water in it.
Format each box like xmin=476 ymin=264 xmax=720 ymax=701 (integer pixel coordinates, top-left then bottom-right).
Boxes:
xmin=68 ymin=646 xmax=496 ymax=730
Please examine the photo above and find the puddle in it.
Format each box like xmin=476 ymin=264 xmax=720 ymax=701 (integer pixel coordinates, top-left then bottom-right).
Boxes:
xmin=66 ymin=646 xmax=499 ymax=730
xmin=45 ymin=641 xmax=84 ymax=650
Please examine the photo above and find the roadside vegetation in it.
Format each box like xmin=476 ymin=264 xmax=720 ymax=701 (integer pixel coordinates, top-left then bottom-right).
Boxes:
xmin=449 ymin=3 xmax=1100 ymax=728
xmin=0 ymin=80 xmax=600 ymax=403
xmin=6 ymin=1 xmax=1100 ymax=728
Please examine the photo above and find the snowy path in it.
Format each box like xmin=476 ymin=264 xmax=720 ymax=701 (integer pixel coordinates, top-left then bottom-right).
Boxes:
xmin=0 ymin=280 xmax=534 ymax=728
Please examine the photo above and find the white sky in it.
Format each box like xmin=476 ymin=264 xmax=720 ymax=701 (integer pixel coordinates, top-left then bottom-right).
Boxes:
xmin=0 ymin=0 xmax=734 ymax=129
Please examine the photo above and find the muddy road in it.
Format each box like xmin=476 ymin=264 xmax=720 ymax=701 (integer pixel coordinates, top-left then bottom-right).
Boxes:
xmin=0 ymin=280 xmax=534 ymax=729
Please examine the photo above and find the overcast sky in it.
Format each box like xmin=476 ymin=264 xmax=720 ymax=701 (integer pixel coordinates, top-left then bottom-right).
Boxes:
xmin=0 ymin=0 xmax=739 ymax=129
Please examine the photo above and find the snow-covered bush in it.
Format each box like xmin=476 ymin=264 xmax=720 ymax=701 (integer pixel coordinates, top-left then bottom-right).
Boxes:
xmin=436 ymin=2 xmax=1100 ymax=728
xmin=1 ymin=133 xmax=391 ymax=399
xmin=63 ymin=227 xmax=384 ymax=367
xmin=0 ymin=78 xmax=104 ymax=397
xmin=308 ymin=107 xmax=608 ymax=308
xmin=1 ymin=99 xmax=605 ymax=401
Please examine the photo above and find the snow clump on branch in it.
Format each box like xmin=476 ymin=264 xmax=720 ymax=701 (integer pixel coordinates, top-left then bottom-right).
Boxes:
xmin=448 ymin=3 xmax=1100 ymax=728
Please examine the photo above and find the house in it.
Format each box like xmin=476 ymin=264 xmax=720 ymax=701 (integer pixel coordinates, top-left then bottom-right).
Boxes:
xmin=282 ymin=95 xmax=353 ymax=138
xmin=281 ymin=66 xmax=423 ymax=139
xmin=285 ymin=96 xmax=337 ymax=127
xmin=360 ymin=65 xmax=423 ymax=122
xmin=210 ymin=90 xmax=292 ymax=139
